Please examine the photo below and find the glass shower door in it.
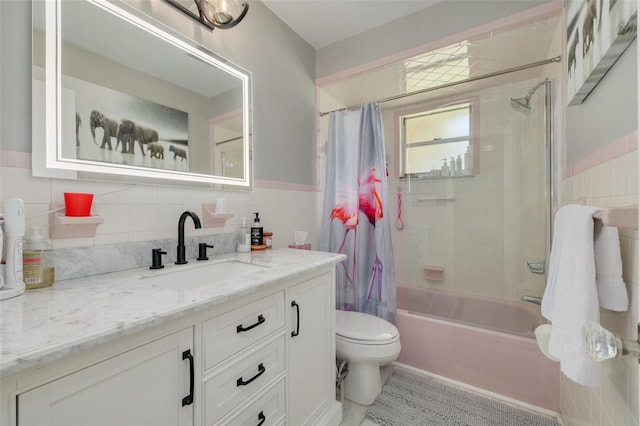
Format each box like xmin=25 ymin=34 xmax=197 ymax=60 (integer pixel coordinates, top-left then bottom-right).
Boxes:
xmin=396 ymin=76 xmax=553 ymax=335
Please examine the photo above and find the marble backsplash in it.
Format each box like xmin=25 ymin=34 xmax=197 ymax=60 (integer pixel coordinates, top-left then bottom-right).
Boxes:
xmin=53 ymin=233 xmax=237 ymax=281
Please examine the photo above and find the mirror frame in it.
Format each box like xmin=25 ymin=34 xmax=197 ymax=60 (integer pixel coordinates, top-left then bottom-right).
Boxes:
xmin=34 ymin=0 xmax=252 ymax=188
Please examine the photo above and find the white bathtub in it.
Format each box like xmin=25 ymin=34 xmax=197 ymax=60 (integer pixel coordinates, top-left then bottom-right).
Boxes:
xmin=395 ymin=286 xmax=559 ymax=411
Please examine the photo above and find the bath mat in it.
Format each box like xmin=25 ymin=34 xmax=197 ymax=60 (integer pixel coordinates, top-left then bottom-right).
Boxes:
xmin=365 ymin=369 xmax=559 ymax=426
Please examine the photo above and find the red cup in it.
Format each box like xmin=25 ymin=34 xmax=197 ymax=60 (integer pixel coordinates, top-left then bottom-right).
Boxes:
xmin=64 ymin=193 xmax=94 ymax=217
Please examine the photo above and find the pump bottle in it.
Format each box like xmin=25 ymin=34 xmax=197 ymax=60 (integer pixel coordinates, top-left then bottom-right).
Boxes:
xmin=4 ymin=199 xmax=25 ymax=287
xmin=23 ymin=226 xmax=54 ymax=289
xmin=237 ymin=217 xmax=251 ymax=252
xmin=440 ymin=159 xmax=449 ymax=177
xmin=251 ymin=212 xmax=264 ymax=248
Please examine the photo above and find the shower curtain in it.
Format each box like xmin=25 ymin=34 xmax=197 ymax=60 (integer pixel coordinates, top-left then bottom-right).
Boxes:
xmin=320 ymin=103 xmax=396 ymax=323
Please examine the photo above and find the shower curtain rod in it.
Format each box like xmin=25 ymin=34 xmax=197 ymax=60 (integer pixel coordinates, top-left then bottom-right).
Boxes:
xmin=319 ymin=55 xmax=561 ymax=117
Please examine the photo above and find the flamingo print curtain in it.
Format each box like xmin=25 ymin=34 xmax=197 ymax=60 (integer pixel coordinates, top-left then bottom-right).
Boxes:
xmin=320 ymin=103 xmax=396 ymax=323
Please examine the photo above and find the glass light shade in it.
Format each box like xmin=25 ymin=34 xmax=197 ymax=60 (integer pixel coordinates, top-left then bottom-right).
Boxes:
xmin=198 ymin=0 xmax=247 ymax=28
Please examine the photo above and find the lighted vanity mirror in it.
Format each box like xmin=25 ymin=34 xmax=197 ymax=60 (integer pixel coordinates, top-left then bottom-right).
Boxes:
xmin=32 ymin=0 xmax=252 ymax=188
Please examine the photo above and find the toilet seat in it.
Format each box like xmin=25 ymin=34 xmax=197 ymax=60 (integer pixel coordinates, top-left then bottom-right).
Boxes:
xmin=336 ymin=333 xmax=400 ymax=346
xmin=336 ymin=310 xmax=399 ymax=345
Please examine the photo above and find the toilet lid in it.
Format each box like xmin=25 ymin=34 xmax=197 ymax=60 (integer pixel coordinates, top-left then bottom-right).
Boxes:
xmin=335 ymin=310 xmax=399 ymax=342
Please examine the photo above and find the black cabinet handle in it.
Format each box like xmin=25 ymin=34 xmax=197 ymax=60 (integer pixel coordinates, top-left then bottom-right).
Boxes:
xmin=257 ymin=410 xmax=266 ymax=426
xmin=236 ymin=363 xmax=265 ymax=387
xmin=182 ymin=349 xmax=194 ymax=406
xmin=291 ymin=300 xmax=300 ymax=337
xmin=236 ymin=314 xmax=266 ymax=333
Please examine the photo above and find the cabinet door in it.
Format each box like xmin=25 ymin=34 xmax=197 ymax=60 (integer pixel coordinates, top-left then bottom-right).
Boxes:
xmin=288 ymin=273 xmax=333 ymax=425
xmin=18 ymin=328 xmax=194 ymax=426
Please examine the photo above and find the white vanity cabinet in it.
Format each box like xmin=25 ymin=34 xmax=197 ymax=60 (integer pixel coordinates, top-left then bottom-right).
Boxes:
xmin=288 ymin=272 xmax=335 ymax=425
xmin=17 ymin=327 xmax=194 ymax=426
xmin=202 ymin=291 xmax=287 ymax=425
xmin=202 ymin=271 xmax=340 ymax=425
xmin=2 ymin=262 xmax=341 ymax=426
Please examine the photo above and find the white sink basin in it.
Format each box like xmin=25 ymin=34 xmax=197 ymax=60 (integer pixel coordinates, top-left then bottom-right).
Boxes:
xmin=142 ymin=260 xmax=268 ymax=290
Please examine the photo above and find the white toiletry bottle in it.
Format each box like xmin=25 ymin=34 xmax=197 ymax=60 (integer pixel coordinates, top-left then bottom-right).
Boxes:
xmin=4 ymin=199 xmax=25 ymax=287
xmin=464 ymin=146 xmax=472 ymax=174
xmin=456 ymin=155 xmax=462 ymax=172
xmin=237 ymin=217 xmax=251 ymax=252
xmin=23 ymin=226 xmax=55 ymax=289
xmin=440 ymin=159 xmax=449 ymax=177
xmin=450 ymin=156 xmax=456 ymax=175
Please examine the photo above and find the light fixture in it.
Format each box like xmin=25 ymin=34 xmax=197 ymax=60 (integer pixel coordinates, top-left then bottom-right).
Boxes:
xmin=165 ymin=0 xmax=249 ymax=31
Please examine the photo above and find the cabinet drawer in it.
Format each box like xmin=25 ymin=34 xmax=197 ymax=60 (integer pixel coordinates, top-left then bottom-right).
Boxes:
xmin=204 ymin=291 xmax=285 ymax=369
xmin=216 ymin=379 xmax=285 ymax=426
xmin=17 ymin=328 xmax=194 ymax=426
xmin=204 ymin=335 xmax=286 ymax=425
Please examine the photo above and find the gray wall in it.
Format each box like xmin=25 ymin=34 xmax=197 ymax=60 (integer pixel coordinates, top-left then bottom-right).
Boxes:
xmin=566 ymin=40 xmax=637 ymax=166
xmin=0 ymin=0 xmax=317 ymax=186
xmin=316 ymin=0 xmax=550 ymax=79
xmin=0 ymin=0 xmax=32 ymax=154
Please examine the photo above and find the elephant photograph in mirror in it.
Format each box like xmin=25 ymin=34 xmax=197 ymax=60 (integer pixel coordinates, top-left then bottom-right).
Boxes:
xmin=71 ymin=77 xmax=190 ymax=172
xmin=32 ymin=0 xmax=252 ymax=188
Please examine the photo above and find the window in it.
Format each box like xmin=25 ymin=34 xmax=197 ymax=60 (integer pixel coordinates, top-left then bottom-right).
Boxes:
xmin=400 ymin=102 xmax=473 ymax=178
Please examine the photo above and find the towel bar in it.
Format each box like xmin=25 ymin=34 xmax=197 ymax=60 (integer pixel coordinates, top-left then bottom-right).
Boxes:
xmin=591 ymin=205 xmax=638 ymax=230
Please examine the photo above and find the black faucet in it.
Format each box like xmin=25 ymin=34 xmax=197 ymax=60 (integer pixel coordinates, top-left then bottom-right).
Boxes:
xmin=150 ymin=248 xmax=167 ymax=269
xmin=176 ymin=211 xmax=202 ymax=265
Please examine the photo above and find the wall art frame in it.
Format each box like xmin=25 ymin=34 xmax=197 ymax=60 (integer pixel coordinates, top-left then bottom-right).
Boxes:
xmin=566 ymin=0 xmax=636 ymax=105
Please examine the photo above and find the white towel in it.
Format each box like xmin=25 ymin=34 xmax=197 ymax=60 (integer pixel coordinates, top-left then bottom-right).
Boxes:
xmin=541 ymin=204 xmax=628 ymax=387
xmin=594 ymin=222 xmax=628 ymax=311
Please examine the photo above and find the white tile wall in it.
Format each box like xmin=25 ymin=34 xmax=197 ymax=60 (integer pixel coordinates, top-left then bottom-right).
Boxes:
xmin=383 ymin=78 xmax=550 ymax=302
xmin=0 ymin=165 xmax=320 ymax=254
xmin=559 ymin=148 xmax=639 ymax=425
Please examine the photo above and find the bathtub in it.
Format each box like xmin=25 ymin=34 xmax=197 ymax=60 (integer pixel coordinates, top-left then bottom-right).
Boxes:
xmin=395 ymin=286 xmax=559 ymax=411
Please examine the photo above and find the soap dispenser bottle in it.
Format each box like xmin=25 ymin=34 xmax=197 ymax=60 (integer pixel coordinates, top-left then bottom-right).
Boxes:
xmin=440 ymin=159 xmax=449 ymax=177
xmin=23 ymin=226 xmax=54 ymax=289
xmin=251 ymin=212 xmax=264 ymax=249
xmin=4 ymin=199 xmax=25 ymax=288
xmin=237 ymin=217 xmax=251 ymax=252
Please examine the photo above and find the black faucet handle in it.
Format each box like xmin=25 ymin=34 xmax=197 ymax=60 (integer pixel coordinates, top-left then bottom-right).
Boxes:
xmin=150 ymin=248 xmax=167 ymax=269
xmin=197 ymin=243 xmax=214 ymax=261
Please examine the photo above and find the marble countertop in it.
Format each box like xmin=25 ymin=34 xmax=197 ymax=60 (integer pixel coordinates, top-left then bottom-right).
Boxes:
xmin=0 ymin=249 xmax=345 ymax=377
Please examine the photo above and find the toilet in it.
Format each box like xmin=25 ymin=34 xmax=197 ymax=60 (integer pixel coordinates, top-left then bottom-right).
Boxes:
xmin=335 ymin=310 xmax=401 ymax=405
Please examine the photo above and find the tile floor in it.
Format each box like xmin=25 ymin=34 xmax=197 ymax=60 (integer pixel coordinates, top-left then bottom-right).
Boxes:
xmin=337 ymin=365 xmax=559 ymax=426
xmin=340 ymin=399 xmax=377 ymax=426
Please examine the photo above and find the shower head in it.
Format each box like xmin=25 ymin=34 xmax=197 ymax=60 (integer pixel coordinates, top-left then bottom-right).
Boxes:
xmin=510 ymin=97 xmax=531 ymax=112
xmin=510 ymin=80 xmax=547 ymax=113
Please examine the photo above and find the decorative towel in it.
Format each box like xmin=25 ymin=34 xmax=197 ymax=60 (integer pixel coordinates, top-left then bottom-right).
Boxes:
xmin=594 ymin=222 xmax=628 ymax=310
xmin=541 ymin=204 xmax=628 ymax=387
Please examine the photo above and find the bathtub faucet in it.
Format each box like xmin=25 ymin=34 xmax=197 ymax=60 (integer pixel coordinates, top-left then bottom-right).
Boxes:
xmin=521 ymin=295 xmax=542 ymax=305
